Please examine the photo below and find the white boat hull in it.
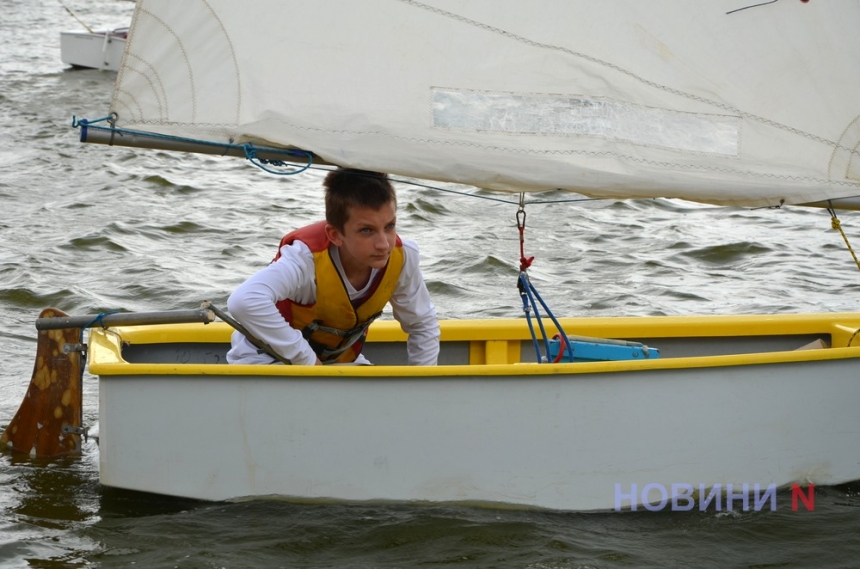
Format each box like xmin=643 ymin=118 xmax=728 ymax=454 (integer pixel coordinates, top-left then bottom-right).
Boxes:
xmin=60 ymin=30 xmax=127 ymax=72
xmin=87 ymin=314 xmax=860 ymax=511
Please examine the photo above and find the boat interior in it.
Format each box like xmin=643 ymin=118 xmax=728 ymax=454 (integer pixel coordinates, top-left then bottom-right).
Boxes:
xmin=107 ymin=314 xmax=860 ymax=368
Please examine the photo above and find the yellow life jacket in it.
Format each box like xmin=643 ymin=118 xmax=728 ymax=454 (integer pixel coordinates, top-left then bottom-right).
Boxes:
xmin=274 ymin=221 xmax=404 ymax=363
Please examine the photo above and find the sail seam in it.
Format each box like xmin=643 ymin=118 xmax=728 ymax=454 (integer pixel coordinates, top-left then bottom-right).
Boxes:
xmin=123 ymin=55 xmax=168 ymax=121
xmin=200 ymin=0 xmax=242 ymax=126
xmin=113 ymin=90 xmax=143 ymax=123
xmin=137 ymin=7 xmax=197 ymax=123
xmin=828 ymin=115 xmax=860 ymax=182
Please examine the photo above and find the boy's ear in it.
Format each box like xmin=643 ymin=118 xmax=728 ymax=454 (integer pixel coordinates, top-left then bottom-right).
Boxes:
xmin=324 ymin=223 xmax=344 ymax=246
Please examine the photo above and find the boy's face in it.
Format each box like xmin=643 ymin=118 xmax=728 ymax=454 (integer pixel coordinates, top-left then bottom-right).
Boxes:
xmin=325 ymin=201 xmax=397 ymax=271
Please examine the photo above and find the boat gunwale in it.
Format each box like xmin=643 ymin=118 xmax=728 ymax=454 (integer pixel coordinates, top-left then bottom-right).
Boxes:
xmin=87 ymin=313 xmax=860 ymax=377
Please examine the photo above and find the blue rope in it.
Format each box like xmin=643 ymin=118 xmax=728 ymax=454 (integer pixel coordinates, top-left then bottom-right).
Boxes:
xmin=518 ymin=273 xmax=573 ymax=363
xmin=72 ymin=114 xmax=116 ymax=127
xmin=242 ymin=143 xmax=313 ymax=176
xmin=519 ymin=273 xmax=552 ymax=360
xmin=519 ymin=273 xmax=543 ymax=362
xmin=78 ymin=311 xmax=120 ymax=344
xmin=531 ymin=283 xmax=574 ymax=362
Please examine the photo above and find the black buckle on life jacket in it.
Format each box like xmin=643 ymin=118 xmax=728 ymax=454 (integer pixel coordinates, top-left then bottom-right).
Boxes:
xmin=305 ymin=311 xmax=383 ymax=362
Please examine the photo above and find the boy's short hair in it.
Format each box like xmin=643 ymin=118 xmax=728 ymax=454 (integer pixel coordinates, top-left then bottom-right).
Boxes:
xmin=324 ymin=169 xmax=397 ymax=231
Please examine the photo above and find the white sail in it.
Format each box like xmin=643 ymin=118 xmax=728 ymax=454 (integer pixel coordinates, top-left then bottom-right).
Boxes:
xmin=107 ymin=0 xmax=860 ymax=207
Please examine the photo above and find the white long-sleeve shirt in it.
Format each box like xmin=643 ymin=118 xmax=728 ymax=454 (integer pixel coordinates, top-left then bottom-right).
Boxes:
xmin=226 ymin=237 xmax=440 ymax=366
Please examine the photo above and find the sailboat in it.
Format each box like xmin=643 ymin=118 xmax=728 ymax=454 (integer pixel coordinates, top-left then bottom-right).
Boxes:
xmin=59 ymin=27 xmax=127 ymax=72
xmin=4 ymin=0 xmax=860 ymax=512
xmin=57 ymin=0 xmax=130 ymax=72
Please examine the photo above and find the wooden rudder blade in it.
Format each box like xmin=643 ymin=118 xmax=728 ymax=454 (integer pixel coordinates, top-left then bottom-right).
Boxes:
xmin=1 ymin=308 xmax=83 ymax=457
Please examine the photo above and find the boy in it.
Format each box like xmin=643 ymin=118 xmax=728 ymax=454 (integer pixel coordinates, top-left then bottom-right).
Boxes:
xmin=226 ymin=168 xmax=440 ymax=366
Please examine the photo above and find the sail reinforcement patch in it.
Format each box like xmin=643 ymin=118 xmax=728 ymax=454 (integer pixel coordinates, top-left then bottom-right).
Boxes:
xmin=431 ymin=88 xmax=739 ymax=156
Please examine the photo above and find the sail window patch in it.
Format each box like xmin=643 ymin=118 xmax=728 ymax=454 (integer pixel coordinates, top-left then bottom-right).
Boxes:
xmin=431 ymin=88 xmax=740 ymax=156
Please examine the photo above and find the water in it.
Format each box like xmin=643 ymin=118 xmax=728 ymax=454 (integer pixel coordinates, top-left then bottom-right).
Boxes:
xmin=2 ymin=1 xmax=860 ymax=567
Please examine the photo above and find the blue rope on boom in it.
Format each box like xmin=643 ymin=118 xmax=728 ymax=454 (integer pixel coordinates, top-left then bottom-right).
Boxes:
xmin=242 ymin=143 xmax=313 ymax=176
xmin=78 ymin=310 xmax=120 ymax=343
xmin=72 ymin=114 xmax=116 ymax=127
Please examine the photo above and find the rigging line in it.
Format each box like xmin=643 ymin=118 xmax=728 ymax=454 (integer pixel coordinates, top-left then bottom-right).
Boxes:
xmin=378 ymin=177 xmax=599 ymax=205
xmin=57 ymin=0 xmax=95 ymax=33
xmin=519 ymin=273 xmax=552 ymax=361
xmin=243 ymin=143 xmax=313 ymax=176
xmin=726 ymin=0 xmax=779 ymax=15
xmin=513 ymin=195 xmax=573 ymax=363
xmin=515 ymin=194 xmax=543 ymax=361
xmin=72 ymin=114 xmax=116 ymax=127
xmin=302 ymin=163 xmax=601 ymax=205
xmin=78 ymin=311 xmax=120 ymax=344
xmin=826 ymin=202 xmax=860 ymax=272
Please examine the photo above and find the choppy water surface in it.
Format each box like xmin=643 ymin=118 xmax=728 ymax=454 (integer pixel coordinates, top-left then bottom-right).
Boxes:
xmin=2 ymin=1 xmax=860 ymax=567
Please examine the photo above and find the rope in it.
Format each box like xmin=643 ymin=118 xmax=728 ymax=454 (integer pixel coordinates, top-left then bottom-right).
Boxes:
xmin=518 ymin=273 xmax=574 ymax=363
xmin=79 ymin=310 xmax=120 ymax=344
xmin=827 ymin=204 xmax=860 ymax=272
xmin=393 ymin=178 xmax=596 ymax=205
xmin=518 ymin=272 xmax=550 ymax=360
xmin=725 ymin=0 xmax=779 ymax=15
xmin=514 ymin=195 xmax=573 ymax=363
xmin=518 ymin=281 xmax=543 ymax=361
xmin=58 ymin=0 xmax=95 ymax=33
xmin=243 ymin=143 xmax=313 ymax=176
xmin=72 ymin=114 xmax=117 ymax=127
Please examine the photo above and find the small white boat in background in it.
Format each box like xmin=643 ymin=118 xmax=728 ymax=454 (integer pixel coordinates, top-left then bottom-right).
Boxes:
xmin=59 ymin=28 xmax=127 ymax=71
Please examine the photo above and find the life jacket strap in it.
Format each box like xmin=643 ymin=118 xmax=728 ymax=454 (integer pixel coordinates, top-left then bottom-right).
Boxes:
xmin=303 ymin=311 xmax=383 ymax=362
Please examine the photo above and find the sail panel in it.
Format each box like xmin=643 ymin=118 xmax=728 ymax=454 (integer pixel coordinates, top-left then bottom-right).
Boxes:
xmin=431 ymin=88 xmax=741 ymax=157
xmin=110 ymin=0 xmax=860 ymax=207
